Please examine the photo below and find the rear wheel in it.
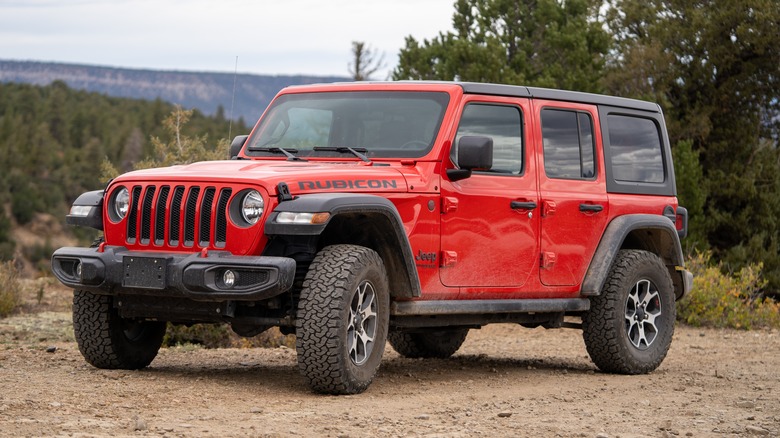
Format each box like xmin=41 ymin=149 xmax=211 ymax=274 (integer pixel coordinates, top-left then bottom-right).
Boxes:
xmin=582 ymin=250 xmax=676 ymax=374
xmin=388 ymin=328 xmax=469 ymax=359
xmin=295 ymin=245 xmax=389 ymax=394
xmin=73 ymin=290 xmax=166 ymax=369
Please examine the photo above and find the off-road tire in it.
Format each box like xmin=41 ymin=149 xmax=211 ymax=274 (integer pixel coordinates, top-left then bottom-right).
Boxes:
xmin=388 ymin=328 xmax=469 ymax=359
xmin=295 ymin=244 xmax=389 ymax=394
xmin=582 ymin=250 xmax=675 ymax=374
xmin=73 ymin=290 xmax=166 ymax=369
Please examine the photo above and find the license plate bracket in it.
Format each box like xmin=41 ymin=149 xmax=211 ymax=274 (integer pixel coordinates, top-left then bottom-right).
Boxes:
xmin=123 ymin=256 xmax=167 ymax=289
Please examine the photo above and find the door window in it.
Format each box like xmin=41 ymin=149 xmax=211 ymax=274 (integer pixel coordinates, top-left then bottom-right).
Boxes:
xmin=541 ymin=109 xmax=596 ymax=179
xmin=453 ymin=104 xmax=524 ymax=175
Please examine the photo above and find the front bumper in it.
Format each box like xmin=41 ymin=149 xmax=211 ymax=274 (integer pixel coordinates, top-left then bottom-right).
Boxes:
xmin=51 ymin=246 xmax=296 ymax=302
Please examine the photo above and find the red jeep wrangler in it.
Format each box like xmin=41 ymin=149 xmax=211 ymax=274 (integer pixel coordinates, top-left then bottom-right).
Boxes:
xmin=53 ymin=81 xmax=692 ymax=394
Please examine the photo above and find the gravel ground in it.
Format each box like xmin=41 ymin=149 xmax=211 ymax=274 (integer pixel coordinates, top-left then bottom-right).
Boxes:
xmin=0 ymin=286 xmax=778 ymax=437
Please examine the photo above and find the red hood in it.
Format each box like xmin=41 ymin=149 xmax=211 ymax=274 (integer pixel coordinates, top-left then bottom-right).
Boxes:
xmin=111 ymin=160 xmax=410 ymax=195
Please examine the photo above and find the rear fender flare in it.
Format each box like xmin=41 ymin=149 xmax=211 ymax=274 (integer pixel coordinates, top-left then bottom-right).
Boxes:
xmin=581 ymin=215 xmax=685 ymax=299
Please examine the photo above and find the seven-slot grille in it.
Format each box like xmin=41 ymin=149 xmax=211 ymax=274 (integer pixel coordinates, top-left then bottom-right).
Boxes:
xmin=126 ymin=185 xmax=232 ymax=249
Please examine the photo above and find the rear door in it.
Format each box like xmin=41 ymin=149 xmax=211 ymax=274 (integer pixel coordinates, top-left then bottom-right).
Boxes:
xmin=439 ymin=96 xmax=539 ymax=288
xmin=533 ymin=100 xmax=609 ymax=286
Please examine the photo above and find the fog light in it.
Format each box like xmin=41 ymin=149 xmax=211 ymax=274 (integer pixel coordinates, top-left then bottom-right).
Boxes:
xmin=75 ymin=262 xmax=82 ymax=280
xmin=223 ymin=270 xmax=236 ymax=288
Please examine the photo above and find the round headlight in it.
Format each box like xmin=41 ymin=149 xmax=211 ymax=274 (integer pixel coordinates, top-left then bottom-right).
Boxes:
xmin=241 ymin=190 xmax=264 ymax=224
xmin=114 ymin=187 xmax=130 ymax=220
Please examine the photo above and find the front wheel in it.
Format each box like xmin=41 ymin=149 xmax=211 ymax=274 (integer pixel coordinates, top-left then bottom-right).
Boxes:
xmin=295 ymin=245 xmax=389 ymax=394
xmin=73 ymin=290 xmax=166 ymax=369
xmin=582 ymin=250 xmax=676 ymax=374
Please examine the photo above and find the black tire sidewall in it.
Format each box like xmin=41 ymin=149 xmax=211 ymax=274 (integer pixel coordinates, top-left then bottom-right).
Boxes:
xmin=339 ymin=258 xmax=389 ymax=384
xmin=295 ymin=244 xmax=390 ymax=394
xmin=583 ymin=250 xmax=676 ymax=374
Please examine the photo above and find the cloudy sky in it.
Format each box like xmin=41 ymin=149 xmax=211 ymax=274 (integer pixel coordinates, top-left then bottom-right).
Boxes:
xmin=0 ymin=0 xmax=456 ymax=78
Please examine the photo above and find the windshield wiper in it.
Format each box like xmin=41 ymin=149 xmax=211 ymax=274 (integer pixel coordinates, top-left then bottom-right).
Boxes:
xmin=247 ymin=146 xmax=306 ymax=161
xmin=312 ymin=146 xmax=371 ymax=163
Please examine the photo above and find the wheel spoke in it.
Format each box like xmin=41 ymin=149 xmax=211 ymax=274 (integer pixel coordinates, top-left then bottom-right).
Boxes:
xmin=626 ymin=318 xmax=640 ymax=344
xmin=360 ymin=284 xmax=375 ymax=314
xmin=348 ymin=280 xmax=377 ymax=366
xmin=358 ymin=329 xmax=374 ymax=348
xmin=635 ymin=322 xmax=649 ymax=347
xmin=642 ymin=289 xmax=660 ymax=308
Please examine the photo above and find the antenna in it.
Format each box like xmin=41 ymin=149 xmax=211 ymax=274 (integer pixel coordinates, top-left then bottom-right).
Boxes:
xmin=228 ymin=56 xmax=239 ymax=141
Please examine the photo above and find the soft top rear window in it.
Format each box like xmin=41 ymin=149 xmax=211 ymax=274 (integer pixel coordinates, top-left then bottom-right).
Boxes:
xmin=245 ymin=91 xmax=450 ymax=159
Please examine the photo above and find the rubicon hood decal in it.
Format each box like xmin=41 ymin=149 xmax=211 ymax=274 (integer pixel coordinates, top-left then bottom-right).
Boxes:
xmin=297 ymin=179 xmax=399 ymax=191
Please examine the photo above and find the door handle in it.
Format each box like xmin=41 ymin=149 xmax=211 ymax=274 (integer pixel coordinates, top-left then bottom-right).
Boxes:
xmin=511 ymin=201 xmax=537 ymax=210
xmin=579 ymin=203 xmax=604 ymax=213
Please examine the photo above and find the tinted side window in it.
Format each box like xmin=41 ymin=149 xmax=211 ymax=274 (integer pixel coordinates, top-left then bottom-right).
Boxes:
xmin=607 ymin=115 xmax=664 ymax=183
xmin=454 ymin=104 xmax=523 ymax=175
xmin=541 ymin=109 xmax=596 ymax=179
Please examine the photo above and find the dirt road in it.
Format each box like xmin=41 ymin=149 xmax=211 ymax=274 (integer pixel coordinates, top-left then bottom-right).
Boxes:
xmin=0 ymin=288 xmax=778 ymax=437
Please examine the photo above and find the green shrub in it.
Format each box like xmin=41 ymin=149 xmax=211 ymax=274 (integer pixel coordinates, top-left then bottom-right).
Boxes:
xmin=0 ymin=261 xmax=23 ymax=318
xmin=163 ymin=323 xmax=232 ymax=348
xmin=677 ymin=252 xmax=780 ymax=329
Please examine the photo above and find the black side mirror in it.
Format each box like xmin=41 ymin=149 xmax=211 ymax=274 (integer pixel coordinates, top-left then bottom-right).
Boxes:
xmin=229 ymin=135 xmax=248 ymax=159
xmin=447 ymin=136 xmax=493 ymax=181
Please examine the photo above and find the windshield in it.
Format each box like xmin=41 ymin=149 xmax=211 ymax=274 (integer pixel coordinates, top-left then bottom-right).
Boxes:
xmin=245 ymin=91 xmax=450 ymax=159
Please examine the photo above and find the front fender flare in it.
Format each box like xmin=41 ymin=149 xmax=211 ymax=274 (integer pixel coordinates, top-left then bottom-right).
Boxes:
xmin=265 ymin=193 xmax=421 ymax=298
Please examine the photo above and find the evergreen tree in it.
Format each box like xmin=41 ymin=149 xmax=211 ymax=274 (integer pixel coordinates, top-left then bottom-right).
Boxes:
xmin=604 ymin=0 xmax=780 ymax=292
xmin=393 ymin=0 xmax=610 ymax=92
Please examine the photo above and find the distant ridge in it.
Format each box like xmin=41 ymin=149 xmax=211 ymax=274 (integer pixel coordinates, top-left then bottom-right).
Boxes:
xmin=0 ymin=60 xmax=350 ymax=123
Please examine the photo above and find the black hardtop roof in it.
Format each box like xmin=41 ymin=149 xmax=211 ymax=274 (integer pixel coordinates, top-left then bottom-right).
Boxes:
xmin=458 ymin=82 xmax=661 ymax=113
xmin=281 ymin=80 xmax=661 ymax=113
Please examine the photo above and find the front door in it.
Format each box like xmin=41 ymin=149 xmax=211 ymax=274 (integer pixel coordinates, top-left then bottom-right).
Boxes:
xmin=440 ymin=97 xmax=539 ymax=288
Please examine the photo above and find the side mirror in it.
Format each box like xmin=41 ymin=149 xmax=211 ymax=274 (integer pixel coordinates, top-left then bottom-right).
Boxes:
xmin=447 ymin=136 xmax=493 ymax=181
xmin=229 ymin=135 xmax=248 ymax=159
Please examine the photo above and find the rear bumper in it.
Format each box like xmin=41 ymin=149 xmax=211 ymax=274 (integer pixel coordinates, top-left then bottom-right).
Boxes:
xmin=51 ymin=246 xmax=296 ymax=302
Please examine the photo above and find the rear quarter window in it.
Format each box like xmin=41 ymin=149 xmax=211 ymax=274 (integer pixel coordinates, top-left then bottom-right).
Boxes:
xmin=607 ymin=115 xmax=664 ymax=183
xmin=599 ymin=105 xmax=675 ymax=196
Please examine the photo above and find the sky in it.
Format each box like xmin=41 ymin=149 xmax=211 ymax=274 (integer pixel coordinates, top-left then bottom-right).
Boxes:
xmin=0 ymin=0 xmax=456 ymax=78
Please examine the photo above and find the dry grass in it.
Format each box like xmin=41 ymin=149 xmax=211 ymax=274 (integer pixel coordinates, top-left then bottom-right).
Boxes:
xmin=0 ymin=261 xmax=23 ymax=318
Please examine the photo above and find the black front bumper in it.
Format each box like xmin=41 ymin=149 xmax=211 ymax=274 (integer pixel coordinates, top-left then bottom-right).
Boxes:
xmin=51 ymin=246 xmax=296 ymax=302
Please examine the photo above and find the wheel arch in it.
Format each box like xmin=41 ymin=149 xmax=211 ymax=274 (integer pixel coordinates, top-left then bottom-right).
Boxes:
xmin=581 ymin=214 xmax=687 ymax=299
xmin=265 ymin=193 xmax=421 ymax=298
